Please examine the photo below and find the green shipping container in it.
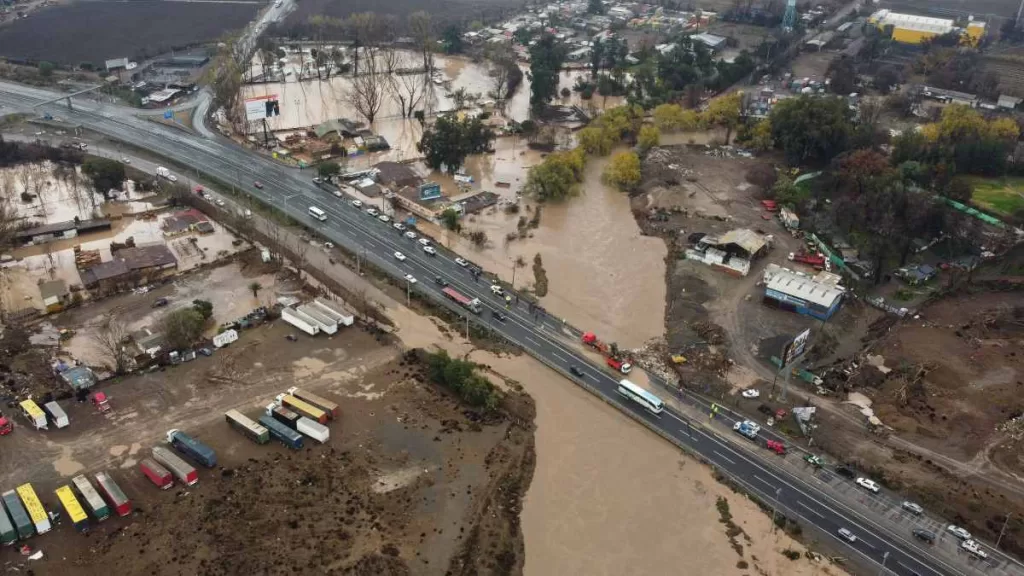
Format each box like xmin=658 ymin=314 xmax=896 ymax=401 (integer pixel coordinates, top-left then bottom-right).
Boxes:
xmin=0 ymin=498 xmax=16 ymax=545
xmin=1 ymin=491 xmax=32 ymax=539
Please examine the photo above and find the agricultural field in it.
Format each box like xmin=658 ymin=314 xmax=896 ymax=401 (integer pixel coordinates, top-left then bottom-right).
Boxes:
xmin=878 ymin=0 xmax=1018 ymax=21
xmin=276 ymin=0 xmax=521 ymax=35
xmin=969 ymin=175 xmax=1024 ymax=218
xmin=0 ymin=2 xmax=258 ymax=66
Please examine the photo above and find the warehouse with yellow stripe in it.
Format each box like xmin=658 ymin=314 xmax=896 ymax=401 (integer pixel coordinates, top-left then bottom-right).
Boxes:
xmin=868 ymin=9 xmax=986 ymax=46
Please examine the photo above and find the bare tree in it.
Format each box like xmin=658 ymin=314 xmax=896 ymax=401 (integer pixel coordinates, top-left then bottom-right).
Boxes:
xmin=348 ymin=47 xmax=387 ymax=124
xmin=408 ymin=11 xmax=434 ymax=74
xmin=486 ymin=44 xmax=516 ymax=103
xmin=93 ymin=313 xmax=131 ymax=374
xmin=383 ymin=49 xmax=427 ymax=118
xmin=345 ymin=12 xmax=392 ymax=76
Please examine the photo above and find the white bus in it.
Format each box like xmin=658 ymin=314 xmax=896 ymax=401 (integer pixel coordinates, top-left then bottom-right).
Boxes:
xmin=617 ymin=379 xmax=663 ymax=415
xmin=308 ymin=206 xmax=327 ymax=221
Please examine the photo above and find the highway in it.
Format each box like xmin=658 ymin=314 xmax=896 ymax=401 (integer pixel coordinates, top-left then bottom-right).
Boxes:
xmin=0 ymin=82 xmax=994 ymax=576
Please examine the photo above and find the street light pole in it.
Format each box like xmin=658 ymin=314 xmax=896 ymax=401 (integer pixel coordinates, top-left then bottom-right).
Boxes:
xmin=878 ymin=551 xmax=889 ymax=576
xmin=511 ymin=259 xmax=517 ymax=291
xmin=997 ymin=514 xmax=1012 ymax=548
xmin=770 ymin=488 xmax=782 ymax=533
xmin=406 ymin=279 xmax=411 ymax=306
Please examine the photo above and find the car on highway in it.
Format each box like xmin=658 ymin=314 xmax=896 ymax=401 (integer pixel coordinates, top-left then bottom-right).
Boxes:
xmin=855 ymin=477 xmax=880 ymax=494
xmin=901 ymin=501 xmax=924 ymax=515
xmin=455 ymin=257 xmax=468 ymax=267
xmin=569 ymin=366 xmax=585 ymax=378
xmin=393 ymin=222 xmax=406 ymax=231
xmin=962 ymin=539 xmax=988 ymax=559
xmin=332 ymin=189 xmax=343 ymax=198
xmin=490 ymin=285 xmax=504 ymax=296
xmin=367 ymin=207 xmax=380 ymax=217
xmin=152 ymin=297 xmax=169 ymax=308
xmin=121 ymin=157 xmax=131 ymax=164
xmin=741 ymin=389 xmax=760 ymax=399
xmin=733 ymin=420 xmax=760 ymax=440
xmin=404 ymin=231 xmax=417 ymax=240
xmin=216 ymin=199 xmax=226 ymax=207
xmin=351 ymin=199 xmax=363 ymax=208
xmin=492 ymin=310 xmax=506 ymax=322
xmin=434 ymin=276 xmax=448 ymax=287
xmin=312 ymin=177 xmax=321 ymax=183
xmin=394 ymin=251 xmax=406 ymax=262
xmin=838 ymin=528 xmax=857 ymax=543
xmin=254 ymin=181 xmax=264 ymax=189
xmin=418 ymin=238 xmax=431 ymax=247
xmin=404 ymin=274 xmax=417 ymax=284
xmin=835 ymin=465 xmax=856 ymax=480
xmin=947 ymin=525 xmax=972 ymax=540
xmin=912 ymin=528 xmax=936 ymax=544
xmin=378 ymin=214 xmax=391 ymax=223
xmin=423 ymin=245 xmax=437 ymax=256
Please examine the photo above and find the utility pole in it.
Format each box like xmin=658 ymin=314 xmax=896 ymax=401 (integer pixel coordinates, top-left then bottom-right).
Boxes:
xmin=510 ymin=259 xmax=517 ymax=290
xmin=770 ymin=488 xmax=782 ymax=533
xmin=405 ymin=278 xmax=411 ymax=306
xmin=464 ymin=315 xmax=469 ymax=339
xmin=878 ymin=551 xmax=889 ymax=576
xmin=1017 ymin=0 xmax=1024 ymax=28
xmin=997 ymin=514 xmax=1012 ymax=548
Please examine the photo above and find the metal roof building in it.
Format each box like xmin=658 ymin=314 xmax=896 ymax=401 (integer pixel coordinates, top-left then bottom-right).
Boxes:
xmin=762 ymin=265 xmax=844 ymax=320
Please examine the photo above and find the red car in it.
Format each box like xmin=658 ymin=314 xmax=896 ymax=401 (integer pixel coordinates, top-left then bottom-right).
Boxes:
xmin=765 ymin=440 xmax=787 ymax=455
xmin=254 ymin=181 xmax=264 ymax=189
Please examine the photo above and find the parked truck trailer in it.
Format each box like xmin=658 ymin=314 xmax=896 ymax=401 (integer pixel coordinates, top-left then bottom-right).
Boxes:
xmin=311 ymin=298 xmax=354 ymax=326
xmin=281 ymin=307 xmax=320 ymax=336
xmin=268 ymin=404 xmax=300 ymax=428
xmin=225 ymin=410 xmax=269 ymax=444
xmin=295 ymin=417 xmax=330 ymax=443
xmin=71 ymin=475 xmax=110 ymax=521
xmin=55 ymin=485 xmax=89 ymax=533
xmin=297 ymin=304 xmax=337 ymax=334
xmin=286 ymin=387 xmax=339 ymax=419
xmin=275 ymin=394 xmax=328 ymax=424
xmin=0 ymin=498 xmax=17 ymax=545
xmin=167 ymin=429 xmax=217 ymax=468
xmin=152 ymin=446 xmax=198 ymax=486
xmin=94 ymin=472 xmax=132 ymax=517
xmin=139 ymin=458 xmax=174 ymax=489
xmin=258 ymin=414 xmax=304 ymax=450
xmin=1 ymin=491 xmax=32 ymax=540
xmin=42 ymin=401 xmax=69 ymax=429
xmin=16 ymin=484 xmax=51 ymax=535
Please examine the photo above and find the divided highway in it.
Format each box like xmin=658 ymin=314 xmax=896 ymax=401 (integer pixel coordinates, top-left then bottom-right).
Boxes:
xmin=0 ymin=83 xmax=990 ymax=576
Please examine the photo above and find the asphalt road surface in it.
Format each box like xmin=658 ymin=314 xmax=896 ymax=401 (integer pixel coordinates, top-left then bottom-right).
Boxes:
xmin=0 ymin=83 xmax=1003 ymax=576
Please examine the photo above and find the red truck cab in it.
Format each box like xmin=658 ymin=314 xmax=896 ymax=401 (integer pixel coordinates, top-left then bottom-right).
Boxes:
xmin=0 ymin=417 xmax=12 ymax=435
xmin=606 ymin=357 xmax=632 ymax=374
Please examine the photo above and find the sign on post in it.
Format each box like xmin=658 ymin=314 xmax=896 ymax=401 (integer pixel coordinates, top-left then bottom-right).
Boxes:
xmin=419 ymin=182 xmax=442 ymax=201
xmin=244 ymin=95 xmax=280 ymax=122
xmin=780 ymin=329 xmax=810 ymax=368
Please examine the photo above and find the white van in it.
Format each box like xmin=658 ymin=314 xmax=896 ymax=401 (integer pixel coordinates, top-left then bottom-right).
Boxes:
xmin=308 ymin=206 xmax=327 ymax=221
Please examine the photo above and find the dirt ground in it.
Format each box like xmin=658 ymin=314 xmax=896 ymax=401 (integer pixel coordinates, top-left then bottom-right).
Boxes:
xmin=0 ymin=313 xmax=533 ymax=575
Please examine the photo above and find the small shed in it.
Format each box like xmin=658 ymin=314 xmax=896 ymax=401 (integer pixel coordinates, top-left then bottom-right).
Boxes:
xmin=59 ymin=366 xmax=98 ymax=391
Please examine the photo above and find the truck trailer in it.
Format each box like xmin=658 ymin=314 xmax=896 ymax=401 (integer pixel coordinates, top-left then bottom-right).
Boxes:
xmin=276 ymin=394 xmax=328 ymax=424
xmin=295 ymin=417 xmax=330 ymax=443
xmin=286 ymin=387 xmax=339 ymax=419
xmin=19 ymin=400 xmax=47 ymax=430
xmin=281 ymin=307 xmax=320 ymax=336
xmin=225 ymin=410 xmax=270 ymax=444
xmin=94 ymin=472 xmax=131 ymax=517
xmin=151 ymin=447 xmax=198 ymax=486
xmin=42 ymin=401 xmax=69 ymax=429
xmin=167 ymin=429 xmax=217 ymax=468
xmin=1 ymin=491 xmax=32 ymax=540
xmin=55 ymin=485 xmax=89 ymax=533
xmin=0 ymin=498 xmax=17 ymax=545
xmin=71 ymin=475 xmax=110 ymax=521
xmin=311 ymin=298 xmax=355 ymax=326
xmin=16 ymin=484 xmax=51 ymax=535
xmin=268 ymin=404 xmax=300 ymax=428
xmin=139 ymin=458 xmax=174 ymax=489
xmin=296 ymin=304 xmax=337 ymax=334
xmin=258 ymin=415 xmax=304 ymax=450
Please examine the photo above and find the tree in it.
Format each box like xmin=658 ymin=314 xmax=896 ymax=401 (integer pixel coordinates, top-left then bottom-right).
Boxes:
xmin=38 ymin=61 xmax=54 ymax=78
xmin=486 ymin=44 xmax=516 ymax=102
xmin=747 ymin=119 xmax=773 ymax=152
xmin=873 ymin=65 xmax=902 ymax=94
xmin=770 ymin=174 xmax=810 ymax=208
xmin=637 ymin=125 xmax=660 ymax=152
xmin=249 ymin=281 xmax=263 ymax=299
xmin=192 ymin=299 xmax=214 ymax=320
xmin=827 ymin=56 xmax=857 ymax=95
xmin=163 ymin=308 xmax=206 ymax=350
xmin=418 ymin=115 xmax=495 ymax=174
xmin=347 ymin=48 xmax=387 ymax=124
xmin=524 ymin=149 xmax=586 ymax=201
xmin=93 ymin=314 xmax=131 ymax=374
xmin=441 ymin=25 xmax=463 ymax=54
xmin=770 ymin=96 xmax=854 ymax=165
xmin=578 ymin=126 xmax=616 ymax=155
xmin=703 ymin=93 xmax=742 ymax=144
xmin=587 ymin=0 xmax=605 ymax=14
xmin=652 ymin=104 xmax=701 ymax=131
xmin=590 ymin=38 xmax=605 ymax=77
xmin=529 ymin=34 xmax=567 ymax=115
xmin=603 ymin=151 xmax=641 ymax=191
xmin=408 ymin=11 xmax=434 ymax=73
xmin=440 ymin=208 xmax=461 ymax=231
xmin=82 ymin=157 xmax=125 ymax=196
xmin=318 ymin=161 xmax=341 ymax=178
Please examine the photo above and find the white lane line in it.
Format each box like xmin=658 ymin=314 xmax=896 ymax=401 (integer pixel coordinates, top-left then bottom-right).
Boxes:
xmin=714 ymin=451 xmax=736 ymax=466
xmin=753 ymin=475 xmax=777 ymax=491
xmin=525 ymin=336 xmax=541 ymax=347
xmin=551 ymin=351 xmax=567 ymax=362
xmin=798 ymin=501 xmax=824 ymax=519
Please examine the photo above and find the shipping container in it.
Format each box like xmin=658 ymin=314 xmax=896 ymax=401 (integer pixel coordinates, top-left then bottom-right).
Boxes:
xmin=281 ymin=307 xmax=319 ymax=336
xmin=94 ymin=472 xmax=131 ymax=517
xmin=152 ymin=446 xmax=198 ymax=486
xmin=55 ymin=486 xmax=89 ymax=533
xmin=1 ymin=491 xmax=32 ymax=539
xmin=286 ymin=387 xmax=339 ymax=419
xmin=167 ymin=429 xmax=217 ymax=468
xmin=19 ymin=399 xmax=47 ymax=430
xmin=276 ymin=394 xmax=328 ymax=424
xmin=225 ymin=410 xmax=270 ymax=444
xmin=258 ymin=415 xmax=304 ymax=450
xmin=16 ymin=484 xmax=51 ymax=535
xmin=42 ymin=401 xmax=69 ymax=429
xmin=0 ymin=498 xmax=17 ymax=545
xmin=313 ymin=298 xmax=355 ymax=326
xmin=269 ymin=404 xmax=300 ymax=428
xmin=139 ymin=458 xmax=174 ymax=489
xmin=296 ymin=417 xmax=330 ymax=443
xmin=71 ymin=475 xmax=109 ymax=521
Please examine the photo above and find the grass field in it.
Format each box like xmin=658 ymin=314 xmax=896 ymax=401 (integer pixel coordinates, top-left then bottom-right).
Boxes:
xmin=970 ymin=176 xmax=1024 ymax=217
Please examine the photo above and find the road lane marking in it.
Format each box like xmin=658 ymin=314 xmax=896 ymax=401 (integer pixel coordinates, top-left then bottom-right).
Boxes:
xmin=525 ymin=336 xmax=541 ymax=347
xmin=798 ymin=501 xmax=824 ymax=519
xmin=551 ymin=351 xmax=567 ymax=362
xmin=713 ymin=451 xmax=736 ymax=465
xmin=754 ymin=475 xmax=777 ymax=491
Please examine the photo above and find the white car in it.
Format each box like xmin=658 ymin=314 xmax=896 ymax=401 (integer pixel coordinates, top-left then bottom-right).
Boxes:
xmin=351 ymin=199 xmax=363 ymax=208
xmin=741 ymin=389 xmax=760 ymax=399
xmin=418 ymin=238 xmax=431 ymax=247
xmin=855 ymin=477 xmax=880 ymax=494
xmin=393 ymin=222 xmax=406 ymax=231
xmin=323 ymin=242 xmax=334 ymax=250
xmin=394 ymin=251 xmax=406 ymax=262
xmin=455 ymin=257 xmax=468 ymax=267
xmin=366 ymin=207 xmax=379 ymax=217
xmin=901 ymin=501 xmax=923 ymax=515
xmin=962 ymin=539 xmax=988 ymax=559
xmin=378 ymin=214 xmax=391 ymax=223
xmin=404 ymin=274 xmax=417 ymax=284
xmin=838 ymin=528 xmax=857 ymax=543
xmin=423 ymin=245 xmax=437 ymax=256
xmin=490 ymin=285 xmax=505 ymax=296
xmin=121 ymin=157 xmax=131 ymax=164
xmin=215 ymin=199 xmax=226 ymax=207
xmin=332 ymin=189 xmax=343 ymax=198
xmin=947 ymin=525 xmax=972 ymax=540
xmin=404 ymin=230 xmax=417 ymax=240
xmin=167 ymin=175 xmax=178 ymax=182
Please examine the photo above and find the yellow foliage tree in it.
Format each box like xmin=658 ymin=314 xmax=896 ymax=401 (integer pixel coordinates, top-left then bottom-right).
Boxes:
xmin=578 ymin=126 xmax=616 ymax=155
xmin=638 ymin=125 xmax=660 ymax=152
xmin=603 ymin=151 xmax=641 ymax=191
xmin=702 ymin=92 xmax=743 ymax=144
xmin=748 ymin=119 xmax=773 ymax=152
xmin=653 ymin=103 xmax=685 ymax=131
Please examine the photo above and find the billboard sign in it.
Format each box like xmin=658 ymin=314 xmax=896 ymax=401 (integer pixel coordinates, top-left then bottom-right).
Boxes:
xmin=780 ymin=328 xmax=810 ymax=368
xmin=419 ymin=182 xmax=442 ymax=201
xmin=244 ymin=95 xmax=280 ymax=122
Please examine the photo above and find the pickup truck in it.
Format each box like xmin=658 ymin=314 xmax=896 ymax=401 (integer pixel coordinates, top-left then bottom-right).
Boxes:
xmin=605 ymin=357 xmax=632 ymax=374
xmin=733 ymin=420 xmax=761 ymax=440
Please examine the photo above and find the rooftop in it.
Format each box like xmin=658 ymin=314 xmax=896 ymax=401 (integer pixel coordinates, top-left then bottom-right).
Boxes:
xmin=869 ymin=9 xmax=954 ymax=35
xmin=765 ymin=266 xmax=844 ymax=309
xmin=116 ymin=245 xmax=178 ymax=270
xmin=59 ymin=365 xmax=98 ymax=391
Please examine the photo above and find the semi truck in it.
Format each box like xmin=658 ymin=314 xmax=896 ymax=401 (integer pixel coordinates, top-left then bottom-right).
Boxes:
xmin=167 ymin=429 xmax=217 ymax=468
xmin=1 ymin=490 xmax=32 ymax=540
xmin=43 ymin=401 xmax=69 ymax=429
xmin=258 ymin=414 xmax=304 ymax=450
xmin=295 ymin=417 xmax=330 ymax=443
xmin=152 ymin=446 xmax=198 ymax=486
xmin=297 ymin=304 xmax=337 ymax=334
xmin=442 ymin=286 xmax=482 ymax=314
xmin=71 ymin=475 xmax=110 ymax=521
xmin=276 ymin=393 xmax=328 ymax=424
xmin=94 ymin=472 xmax=132 ymax=517
xmin=16 ymin=484 xmax=51 ymax=535
xmin=286 ymin=387 xmax=339 ymax=419
xmin=0 ymin=498 xmax=17 ymax=544
xmin=311 ymin=298 xmax=354 ymax=326
xmin=139 ymin=458 xmax=174 ymax=489
xmin=281 ymin=307 xmax=320 ymax=336
xmin=268 ymin=404 xmax=300 ymax=429
xmin=19 ymin=400 xmax=47 ymax=430
xmin=55 ymin=485 xmax=89 ymax=533
xmin=156 ymin=166 xmax=177 ymax=181
xmin=225 ymin=410 xmax=270 ymax=444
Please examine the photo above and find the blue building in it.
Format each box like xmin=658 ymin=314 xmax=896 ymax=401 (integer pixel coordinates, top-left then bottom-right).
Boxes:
xmin=763 ymin=266 xmax=844 ymax=320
